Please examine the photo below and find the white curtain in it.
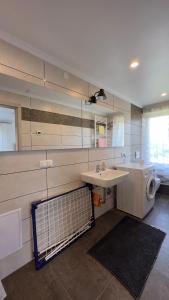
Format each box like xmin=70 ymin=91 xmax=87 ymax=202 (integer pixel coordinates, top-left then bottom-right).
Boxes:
xmin=143 ymin=105 xmax=169 ymax=183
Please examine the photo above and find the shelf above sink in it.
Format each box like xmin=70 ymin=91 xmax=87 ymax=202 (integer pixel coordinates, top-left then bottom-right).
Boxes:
xmin=81 ymin=168 xmax=129 ymax=188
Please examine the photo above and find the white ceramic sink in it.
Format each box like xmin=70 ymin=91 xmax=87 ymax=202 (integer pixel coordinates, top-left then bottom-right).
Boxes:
xmin=81 ymin=168 xmax=129 ymax=188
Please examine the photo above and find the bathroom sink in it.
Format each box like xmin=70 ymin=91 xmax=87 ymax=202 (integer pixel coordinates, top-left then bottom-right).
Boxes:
xmin=81 ymin=169 xmax=129 ymax=188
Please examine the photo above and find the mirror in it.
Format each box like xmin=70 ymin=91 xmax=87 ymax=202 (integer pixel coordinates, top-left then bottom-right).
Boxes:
xmin=0 ymin=73 xmax=124 ymax=151
xmin=82 ymin=100 xmax=124 ymax=148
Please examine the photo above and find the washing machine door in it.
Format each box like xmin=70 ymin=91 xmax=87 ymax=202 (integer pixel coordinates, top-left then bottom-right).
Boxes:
xmin=146 ymin=175 xmax=156 ymax=200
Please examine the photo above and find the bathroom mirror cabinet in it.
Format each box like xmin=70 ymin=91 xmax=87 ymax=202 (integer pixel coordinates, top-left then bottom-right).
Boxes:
xmin=0 ymin=73 xmax=124 ymax=151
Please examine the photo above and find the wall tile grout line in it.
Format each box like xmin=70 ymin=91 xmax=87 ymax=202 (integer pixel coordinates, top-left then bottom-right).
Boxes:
xmin=96 ymin=278 xmax=113 ymax=300
xmin=0 ymin=189 xmax=47 ymax=204
xmin=0 ymin=160 xmax=89 ymax=175
xmin=0 ymin=167 xmax=46 ymax=176
xmin=53 ymin=273 xmax=73 ymax=300
xmin=47 ymin=180 xmax=85 ymax=192
xmin=0 ymin=156 xmax=132 ymax=177
xmin=0 ymin=62 xmax=43 ymax=80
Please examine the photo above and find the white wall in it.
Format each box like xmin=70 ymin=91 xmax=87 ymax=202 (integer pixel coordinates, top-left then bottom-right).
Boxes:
xmin=0 ymin=94 xmax=135 ymax=279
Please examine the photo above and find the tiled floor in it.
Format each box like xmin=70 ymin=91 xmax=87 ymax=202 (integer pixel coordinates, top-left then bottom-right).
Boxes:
xmin=3 ymin=193 xmax=169 ymax=300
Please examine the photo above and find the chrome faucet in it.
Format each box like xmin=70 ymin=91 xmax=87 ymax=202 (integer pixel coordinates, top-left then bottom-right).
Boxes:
xmin=101 ymin=161 xmax=106 ymax=171
xmin=96 ymin=164 xmax=100 ymax=173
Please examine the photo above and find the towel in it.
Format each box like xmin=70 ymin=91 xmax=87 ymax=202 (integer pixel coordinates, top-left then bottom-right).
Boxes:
xmin=99 ymin=125 xmax=105 ymax=135
xmin=98 ymin=138 xmax=107 ymax=147
xmin=93 ymin=192 xmax=101 ymax=207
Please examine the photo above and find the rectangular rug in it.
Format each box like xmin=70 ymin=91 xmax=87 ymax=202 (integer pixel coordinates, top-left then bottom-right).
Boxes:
xmin=88 ymin=216 xmax=165 ymax=299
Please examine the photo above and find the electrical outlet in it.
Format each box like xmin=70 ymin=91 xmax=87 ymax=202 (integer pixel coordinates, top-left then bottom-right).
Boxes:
xmin=36 ymin=130 xmax=42 ymax=135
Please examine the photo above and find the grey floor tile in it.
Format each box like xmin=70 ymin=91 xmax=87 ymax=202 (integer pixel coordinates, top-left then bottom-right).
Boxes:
xmin=141 ymin=269 xmax=169 ymax=300
xmin=98 ymin=277 xmax=133 ymax=300
xmin=52 ymin=247 xmax=112 ymax=300
xmin=3 ymin=194 xmax=169 ymax=300
xmin=3 ymin=262 xmax=72 ymax=300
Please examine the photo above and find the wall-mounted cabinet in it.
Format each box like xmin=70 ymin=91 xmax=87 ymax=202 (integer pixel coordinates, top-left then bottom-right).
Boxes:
xmin=0 ymin=39 xmax=44 ymax=86
xmin=45 ymin=62 xmax=89 ymax=97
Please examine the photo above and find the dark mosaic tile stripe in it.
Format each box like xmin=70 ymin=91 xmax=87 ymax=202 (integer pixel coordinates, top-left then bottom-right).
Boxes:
xmin=82 ymin=119 xmax=94 ymax=129
xmin=21 ymin=107 xmax=31 ymax=121
xmin=21 ymin=107 xmax=94 ymax=128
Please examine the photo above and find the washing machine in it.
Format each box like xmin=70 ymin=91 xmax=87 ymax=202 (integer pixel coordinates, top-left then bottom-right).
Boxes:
xmin=116 ymin=162 xmax=160 ymax=219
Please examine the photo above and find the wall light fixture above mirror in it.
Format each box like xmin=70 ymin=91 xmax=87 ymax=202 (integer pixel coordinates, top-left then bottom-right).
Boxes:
xmin=87 ymin=89 xmax=107 ymax=104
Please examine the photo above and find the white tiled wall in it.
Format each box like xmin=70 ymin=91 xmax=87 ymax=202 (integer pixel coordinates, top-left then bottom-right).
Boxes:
xmin=130 ymin=105 xmax=142 ymax=161
xmin=0 ymin=95 xmax=143 ymax=280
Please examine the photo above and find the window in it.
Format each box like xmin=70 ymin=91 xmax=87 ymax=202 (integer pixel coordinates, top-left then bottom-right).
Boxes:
xmin=112 ymin=114 xmax=124 ymax=147
xmin=144 ymin=116 xmax=169 ymax=164
xmin=143 ymin=115 xmax=169 ymax=183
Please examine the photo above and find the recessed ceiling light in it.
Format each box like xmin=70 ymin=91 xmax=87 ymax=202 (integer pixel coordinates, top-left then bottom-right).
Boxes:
xmin=161 ymin=92 xmax=167 ymax=97
xmin=130 ymin=61 xmax=140 ymax=69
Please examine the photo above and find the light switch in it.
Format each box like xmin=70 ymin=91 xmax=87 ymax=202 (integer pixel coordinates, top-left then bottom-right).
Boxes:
xmin=40 ymin=160 xmax=47 ymax=169
xmin=47 ymin=160 xmax=53 ymax=168
xmin=40 ymin=160 xmax=53 ymax=169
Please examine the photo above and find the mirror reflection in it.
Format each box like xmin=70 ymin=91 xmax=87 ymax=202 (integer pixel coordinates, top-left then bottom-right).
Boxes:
xmin=0 ymin=74 xmax=125 ymax=151
xmin=0 ymin=105 xmax=17 ymax=151
xmin=21 ymin=96 xmax=82 ymax=150
xmin=112 ymin=113 xmax=124 ymax=147
xmin=82 ymin=101 xmax=124 ymax=148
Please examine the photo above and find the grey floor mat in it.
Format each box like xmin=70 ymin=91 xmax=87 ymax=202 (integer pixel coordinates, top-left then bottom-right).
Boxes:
xmin=88 ymin=216 xmax=165 ymax=299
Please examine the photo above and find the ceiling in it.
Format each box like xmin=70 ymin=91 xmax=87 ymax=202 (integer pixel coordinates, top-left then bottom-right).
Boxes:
xmin=0 ymin=0 xmax=169 ymax=107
